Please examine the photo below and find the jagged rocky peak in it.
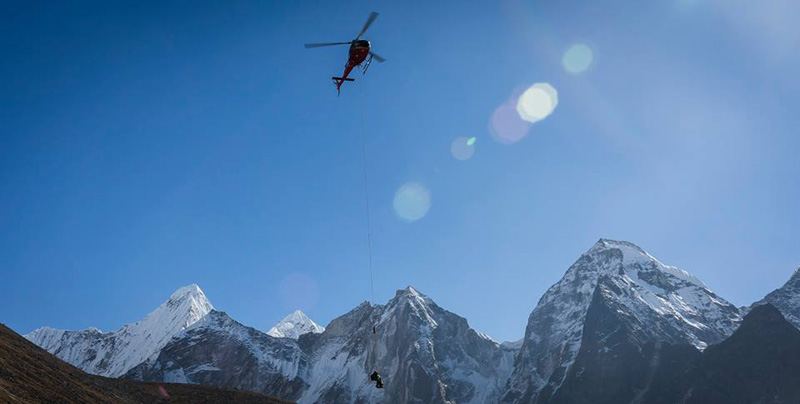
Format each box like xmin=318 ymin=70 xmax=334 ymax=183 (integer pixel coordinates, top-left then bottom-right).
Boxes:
xmin=321 ymin=286 xmax=437 ymax=338
xmin=502 ymin=239 xmax=741 ymax=403
xmin=750 ymin=266 xmax=800 ymax=329
xmin=381 ymin=286 xmax=444 ymax=331
xmin=267 ymin=309 xmax=325 ymax=339
xmin=161 ymin=283 xmax=214 ymax=324
xmin=295 ymin=285 xmax=514 ymax=404
xmin=393 ymin=285 xmax=434 ymax=306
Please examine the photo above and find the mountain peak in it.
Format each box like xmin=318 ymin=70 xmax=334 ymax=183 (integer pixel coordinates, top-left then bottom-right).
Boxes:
xmin=505 ymin=239 xmax=739 ymax=400
xmin=267 ymin=310 xmax=324 ymax=339
xmin=157 ymin=284 xmax=214 ymax=326
xmin=585 ymin=238 xmax=705 ymax=287
xmin=591 ymin=238 xmax=646 ymax=251
xmin=395 ymin=285 xmax=419 ymax=295
xmin=24 ymin=284 xmax=215 ymax=378
xmin=168 ymin=283 xmax=206 ymax=301
xmin=750 ymin=267 xmax=800 ymax=329
xmin=588 ymin=238 xmax=659 ymax=265
xmin=394 ymin=285 xmax=432 ymax=300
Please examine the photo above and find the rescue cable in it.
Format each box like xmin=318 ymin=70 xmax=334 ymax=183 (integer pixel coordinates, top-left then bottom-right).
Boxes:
xmin=358 ymin=81 xmax=384 ymax=390
xmin=357 ymin=81 xmax=375 ymax=305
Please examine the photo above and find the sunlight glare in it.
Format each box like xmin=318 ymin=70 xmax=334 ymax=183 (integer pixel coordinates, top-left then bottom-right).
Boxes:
xmin=393 ymin=182 xmax=432 ymax=222
xmin=516 ymin=83 xmax=558 ymax=123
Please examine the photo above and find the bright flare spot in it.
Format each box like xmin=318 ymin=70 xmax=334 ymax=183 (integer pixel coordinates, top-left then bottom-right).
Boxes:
xmin=563 ymin=44 xmax=593 ymax=74
xmin=393 ymin=182 xmax=431 ymax=222
xmin=450 ymin=136 xmax=476 ymax=161
xmin=466 ymin=137 xmax=477 ymax=146
xmin=516 ymin=83 xmax=558 ymax=123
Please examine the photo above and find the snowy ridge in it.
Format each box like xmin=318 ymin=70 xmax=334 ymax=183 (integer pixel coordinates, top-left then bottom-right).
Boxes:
xmin=127 ymin=286 xmax=515 ymax=404
xmin=588 ymin=239 xmax=706 ymax=287
xmin=29 ymin=238 xmax=790 ymax=404
xmin=503 ymin=239 xmax=741 ymax=403
xmin=267 ymin=310 xmax=325 ymax=339
xmin=25 ymin=284 xmax=213 ymax=377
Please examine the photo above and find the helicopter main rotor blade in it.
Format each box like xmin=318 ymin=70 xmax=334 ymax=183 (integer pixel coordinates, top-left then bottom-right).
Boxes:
xmin=304 ymin=42 xmax=351 ymax=49
xmin=356 ymin=12 xmax=379 ymax=40
xmin=369 ymin=52 xmax=386 ymax=63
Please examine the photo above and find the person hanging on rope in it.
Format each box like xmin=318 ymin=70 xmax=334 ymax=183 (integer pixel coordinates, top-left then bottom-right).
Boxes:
xmin=370 ymin=370 xmax=384 ymax=389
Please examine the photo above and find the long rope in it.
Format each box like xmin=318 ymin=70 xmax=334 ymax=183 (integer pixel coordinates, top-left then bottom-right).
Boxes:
xmin=357 ymin=81 xmax=375 ymax=305
xmin=358 ymin=77 xmax=379 ymax=379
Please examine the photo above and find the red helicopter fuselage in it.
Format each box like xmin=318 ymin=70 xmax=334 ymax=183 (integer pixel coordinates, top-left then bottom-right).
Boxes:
xmin=335 ymin=40 xmax=371 ymax=92
xmin=304 ymin=12 xmax=384 ymax=94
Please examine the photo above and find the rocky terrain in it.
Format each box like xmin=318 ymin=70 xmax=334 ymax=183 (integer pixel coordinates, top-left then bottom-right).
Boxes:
xmin=21 ymin=239 xmax=800 ymax=404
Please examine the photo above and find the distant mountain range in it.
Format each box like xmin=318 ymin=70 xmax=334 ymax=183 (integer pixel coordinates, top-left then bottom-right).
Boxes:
xmin=0 ymin=321 xmax=291 ymax=403
xmin=21 ymin=239 xmax=800 ymax=403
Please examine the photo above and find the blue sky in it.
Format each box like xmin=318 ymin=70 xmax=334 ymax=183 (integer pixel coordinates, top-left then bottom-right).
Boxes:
xmin=1 ymin=0 xmax=798 ymax=342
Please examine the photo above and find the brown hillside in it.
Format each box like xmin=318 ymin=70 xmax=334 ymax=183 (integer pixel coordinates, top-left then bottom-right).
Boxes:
xmin=0 ymin=323 xmax=293 ymax=403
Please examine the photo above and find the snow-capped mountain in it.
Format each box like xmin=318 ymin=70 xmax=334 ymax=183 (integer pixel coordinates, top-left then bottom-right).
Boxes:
xmin=126 ymin=310 xmax=309 ymax=401
xmin=502 ymin=239 xmax=741 ymax=403
xmin=544 ymin=293 xmax=800 ymax=404
xmin=297 ymin=286 xmax=516 ymax=404
xmin=31 ymin=238 xmax=800 ymax=404
xmin=267 ymin=310 xmax=325 ymax=339
xmin=25 ymin=284 xmax=213 ymax=377
xmin=750 ymin=267 xmax=800 ymax=329
xmin=126 ymin=286 xmax=516 ymax=404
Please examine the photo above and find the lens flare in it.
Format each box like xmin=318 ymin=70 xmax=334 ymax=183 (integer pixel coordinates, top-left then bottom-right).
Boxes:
xmin=450 ymin=136 xmax=476 ymax=160
xmin=563 ymin=44 xmax=593 ymax=74
xmin=490 ymin=102 xmax=530 ymax=144
xmin=393 ymin=182 xmax=431 ymax=222
xmin=516 ymin=83 xmax=558 ymax=123
xmin=466 ymin=137 xmax=477 ymax=146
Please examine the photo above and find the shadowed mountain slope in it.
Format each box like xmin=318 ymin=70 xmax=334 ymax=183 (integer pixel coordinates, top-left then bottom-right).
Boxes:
xmin=0 ymin=323 xmax=292 ymax=404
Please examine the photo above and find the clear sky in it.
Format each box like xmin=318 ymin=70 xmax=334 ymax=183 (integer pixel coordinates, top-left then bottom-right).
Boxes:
xmin=1 ymin=0 xmax=798 ymax=343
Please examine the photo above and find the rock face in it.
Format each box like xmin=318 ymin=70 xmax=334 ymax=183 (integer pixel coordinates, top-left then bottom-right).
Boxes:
xmin=297 ymin=287 xmax=517 ymax=404
xmin=502 ymin=239 xmax=741 ymax=403
xmin=750 ymin=267 xmax=800 ymax=329
xmin=125 ymin=286 xmax=515 ymax=404
xmin=267 ymin=310 xmax=325 ymax=339
xmin=24 ymin=239 xmax=800 ymax=404
xmin=125 ymin=310 xmax=310 ymax=402
xmin=25 ymin=284 xmax=213 ymax=377
xmin=539 ymin=297 xmax=800 ymax=404
xmin=541 ymin=278 xmax=703 ymax=404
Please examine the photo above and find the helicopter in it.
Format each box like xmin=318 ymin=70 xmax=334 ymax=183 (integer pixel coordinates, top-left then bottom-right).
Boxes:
xmin=304 ymin=12 xmax=386 ymax=95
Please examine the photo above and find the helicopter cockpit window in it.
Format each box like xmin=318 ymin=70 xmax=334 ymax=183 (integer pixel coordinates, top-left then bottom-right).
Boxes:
xmin=354 ymin=40 xmax=370 ymax=47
